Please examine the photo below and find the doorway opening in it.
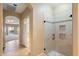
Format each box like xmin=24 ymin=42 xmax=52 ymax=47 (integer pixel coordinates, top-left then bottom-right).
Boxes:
xmin=3 ymin=16 xmax=20 ymax=53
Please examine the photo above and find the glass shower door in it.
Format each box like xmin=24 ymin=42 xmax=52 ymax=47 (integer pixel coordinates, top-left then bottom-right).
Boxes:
xmin=44 ymin=21 xmax=56 ymax=56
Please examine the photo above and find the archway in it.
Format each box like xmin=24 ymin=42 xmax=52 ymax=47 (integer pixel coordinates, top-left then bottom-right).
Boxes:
xmin=3 ymin=16 xmax=20 ymax=53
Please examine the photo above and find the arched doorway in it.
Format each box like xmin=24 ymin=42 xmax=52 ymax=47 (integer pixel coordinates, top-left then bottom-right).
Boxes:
xmin=3 ymin=16 xmax=20 ymax=53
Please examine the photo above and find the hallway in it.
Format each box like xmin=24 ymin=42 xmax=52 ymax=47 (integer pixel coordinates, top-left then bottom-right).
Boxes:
xmin=2 ymin=3 xmax=32 ymax=56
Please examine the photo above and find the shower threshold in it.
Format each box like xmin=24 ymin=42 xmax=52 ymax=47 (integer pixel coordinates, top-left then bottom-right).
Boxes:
xmin=47 ymin=51 xmax=65 ymax=56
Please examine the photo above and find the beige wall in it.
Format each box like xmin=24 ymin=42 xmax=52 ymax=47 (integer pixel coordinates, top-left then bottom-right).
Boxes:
xmin=0 ymin=4 xmax=3 ymax=55
xmin=20 ymin=4 xmax=33 ymax=54
xmin=20 ymin=5 xmax=30 ymax=46
xmin=20 ymin=4 xmax=44 ymax=55
xmin=31 ymin=4 xmax=44 ymax=55
xmin=72 ymin=3 xmax=79 ymax=56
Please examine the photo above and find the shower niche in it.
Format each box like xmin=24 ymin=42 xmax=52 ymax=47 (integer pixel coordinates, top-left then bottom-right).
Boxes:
xmin=59 ymin=25 xmax=66 ymax=40
xmin=59 ymin=25 xmax=66 ymax=31
xmin=59 ymin=33 xmax=66 ymax=40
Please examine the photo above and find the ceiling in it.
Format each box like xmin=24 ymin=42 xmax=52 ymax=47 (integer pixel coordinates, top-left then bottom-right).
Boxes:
xmin=34 ymin=3 xmax=62 ymax=8
xmin=49 ymin=3 xmax=62 ymax=8
xmin=3 ymin=3 xmax=71 ymax=13
xmin=3 ymin=3 xmax=29 ymax=13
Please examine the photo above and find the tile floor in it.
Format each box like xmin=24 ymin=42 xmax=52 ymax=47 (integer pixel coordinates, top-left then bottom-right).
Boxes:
xmin=4 ymin=40 xmax=19 ymax=53
xmin=3 ymin=40 xmax=31 ymax=56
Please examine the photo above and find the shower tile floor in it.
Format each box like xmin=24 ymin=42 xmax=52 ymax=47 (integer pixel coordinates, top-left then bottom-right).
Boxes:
xmin=46 ymin=51 xmax=64 ymax=56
